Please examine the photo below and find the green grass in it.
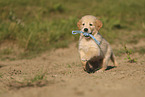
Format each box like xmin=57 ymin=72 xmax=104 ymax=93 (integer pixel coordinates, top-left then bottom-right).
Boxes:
xmin=30 ymin=73 xmax=45 ymax=83
xmin=0 ymin=73 xmax=3 ymax=78
xmin=0 ymin=0 xmax=145 ymax=59
xmin=123 ymin=44 xmax=137 ymax=63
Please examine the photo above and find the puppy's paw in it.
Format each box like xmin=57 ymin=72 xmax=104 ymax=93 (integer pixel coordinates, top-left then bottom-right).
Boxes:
xmin=114 ymin=63 xmax=119 ymax=67
xmin=96 ymin=69 xmax=105 ymax=73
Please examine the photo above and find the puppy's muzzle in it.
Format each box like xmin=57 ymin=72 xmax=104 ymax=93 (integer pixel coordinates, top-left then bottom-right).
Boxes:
xmin=83 ymin=28 xmax=92 ymax=35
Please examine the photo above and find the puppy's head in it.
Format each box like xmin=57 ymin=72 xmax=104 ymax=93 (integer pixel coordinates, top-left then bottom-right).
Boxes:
xmin=77 ymin=15 xmax=103 ymax=36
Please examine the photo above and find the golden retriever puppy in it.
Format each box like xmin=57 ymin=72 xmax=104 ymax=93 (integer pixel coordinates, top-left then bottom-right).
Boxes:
xmin=77 ymin=15 xmax=118 ymax=73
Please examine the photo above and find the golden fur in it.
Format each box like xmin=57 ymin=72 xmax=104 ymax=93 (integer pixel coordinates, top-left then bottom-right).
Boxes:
xmin=77 ymin=15 xmax=118 ymax=73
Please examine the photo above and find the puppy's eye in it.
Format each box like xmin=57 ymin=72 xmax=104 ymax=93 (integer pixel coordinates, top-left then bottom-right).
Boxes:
xmin=82 ymin=23 xmax=85 ymax=26
xmin=89 ymin=24 xmax=93 ymax=26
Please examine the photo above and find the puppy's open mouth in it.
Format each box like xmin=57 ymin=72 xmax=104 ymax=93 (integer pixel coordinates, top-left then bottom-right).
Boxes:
xmin=84 ymin=32 xmax=93 ymax=39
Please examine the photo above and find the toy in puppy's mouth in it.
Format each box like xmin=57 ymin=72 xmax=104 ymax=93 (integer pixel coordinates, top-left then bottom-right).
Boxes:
xmin=84 ymin=32 xmax=93 ymax=39
xmin=72 ymin=31 xmax=100 ymax=45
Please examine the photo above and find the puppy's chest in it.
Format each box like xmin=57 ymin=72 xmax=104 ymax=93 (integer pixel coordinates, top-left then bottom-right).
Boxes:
xmin=79 ymin=38 xmax=99 ymax=53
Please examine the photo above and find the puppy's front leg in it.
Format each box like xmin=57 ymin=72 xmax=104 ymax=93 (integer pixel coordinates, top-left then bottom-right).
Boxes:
xmin=79 ymin=50 xmax=87 ymax=70
xmin=81 ymin=60 xmax=87 ymax=70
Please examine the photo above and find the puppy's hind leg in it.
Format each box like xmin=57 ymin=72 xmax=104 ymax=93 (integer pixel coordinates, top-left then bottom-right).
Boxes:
xmin=97 ymin=56 xmax=110 ymax=72
xmin=111 ymin=53 xmax=118 ymax=67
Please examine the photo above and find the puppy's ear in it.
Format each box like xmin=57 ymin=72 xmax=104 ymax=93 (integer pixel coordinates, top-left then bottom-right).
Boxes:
xmin=96 ymin=19 xmax=103 ymax=31
xmin=77 ymin=20 xmax=81 ymax=29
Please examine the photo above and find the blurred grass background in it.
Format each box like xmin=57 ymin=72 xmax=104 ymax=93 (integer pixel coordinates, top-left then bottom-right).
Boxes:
xmin=0 ymin=0 xmax=145 ymax=59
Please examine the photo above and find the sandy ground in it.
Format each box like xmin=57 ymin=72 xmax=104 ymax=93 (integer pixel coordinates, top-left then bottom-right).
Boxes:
xmin=0 ymin=42 xmax=145 ymax=97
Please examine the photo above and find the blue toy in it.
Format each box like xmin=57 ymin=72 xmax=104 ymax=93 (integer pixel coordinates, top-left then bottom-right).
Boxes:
xmin=72 ymin=31 xmax=100 ymax=45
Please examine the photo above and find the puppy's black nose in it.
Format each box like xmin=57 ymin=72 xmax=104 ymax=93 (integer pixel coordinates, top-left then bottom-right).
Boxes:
xmin=84 ymin=28 xmax=88 ymax=32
